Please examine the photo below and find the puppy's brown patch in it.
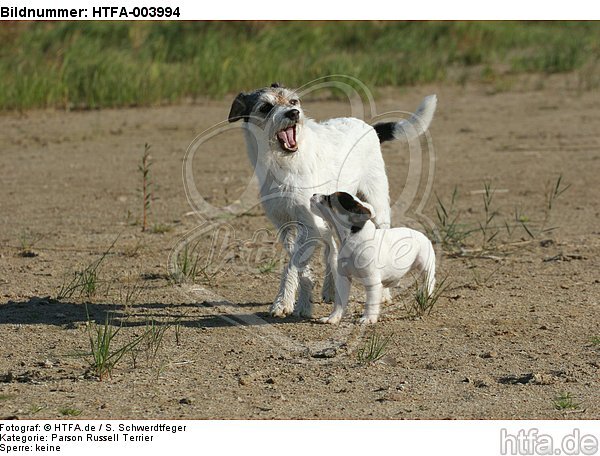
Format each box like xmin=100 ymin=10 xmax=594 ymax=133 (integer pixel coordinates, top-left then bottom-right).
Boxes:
xmin=332 ymin=192 xmax=372 ymax=218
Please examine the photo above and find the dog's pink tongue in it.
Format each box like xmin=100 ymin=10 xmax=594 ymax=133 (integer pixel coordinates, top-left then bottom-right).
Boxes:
xmin=278 ymin=127 xmax=297 ymax=148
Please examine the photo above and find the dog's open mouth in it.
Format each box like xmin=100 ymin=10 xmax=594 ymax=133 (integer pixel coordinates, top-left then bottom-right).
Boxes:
xmin=276 ymin=125 xmax=298 ymax=152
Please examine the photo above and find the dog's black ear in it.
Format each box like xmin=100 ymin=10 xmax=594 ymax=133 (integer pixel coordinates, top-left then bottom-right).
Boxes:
xmin=228 ymin=92 xmax=252 ymax=122
xmin=270 ymin=82 xmax=281 ymax=88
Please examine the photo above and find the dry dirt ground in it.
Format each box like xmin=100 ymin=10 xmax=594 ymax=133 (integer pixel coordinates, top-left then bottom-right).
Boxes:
xmin=0 ymin=75 xmax=598 ymax=419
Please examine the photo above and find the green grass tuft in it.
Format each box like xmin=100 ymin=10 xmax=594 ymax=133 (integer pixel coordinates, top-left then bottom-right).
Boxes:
xmin=59 ymin=407 xmax=82 ymax=417
xmin=85 ymin=309 xmax=143 ymax=380
xmin=553 ymin=392 xmax=580 ymax=411
xmin=357 ymin=332 xmax=392 ymax=364
xmin=407 ymin=274 xmax=449 ymax=318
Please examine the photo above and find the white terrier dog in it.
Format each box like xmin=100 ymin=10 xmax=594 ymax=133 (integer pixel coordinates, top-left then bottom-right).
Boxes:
xmin=310 ymin=191 xmax=436 ymax=324
xmin=228 ymin=83 xmax=437 ymax=318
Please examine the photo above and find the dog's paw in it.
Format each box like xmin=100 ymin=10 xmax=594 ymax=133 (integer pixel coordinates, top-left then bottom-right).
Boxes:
xmin=381 ymin=288 xmax=393 ymax=304
xmin=319 ymin=313 xmax=342 ymax=325
xmin=269 ymin=300 xmax=294 ymax=318
xmin=293 ymin=301 xmax=313 ymax=318
xmin=359 ymin=315 xmax=379 ymax=325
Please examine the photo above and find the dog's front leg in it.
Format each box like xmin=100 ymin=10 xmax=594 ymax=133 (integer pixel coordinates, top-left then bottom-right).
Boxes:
xmin=270 ymin=223 xmax=316 ymax=318
xmin=270 ymin=227 xmax=300 ymax=317
xmin=320 ymin=273 xmax=350 ymax=325
xmin=360 ymin=282 xmax=383 ymax=324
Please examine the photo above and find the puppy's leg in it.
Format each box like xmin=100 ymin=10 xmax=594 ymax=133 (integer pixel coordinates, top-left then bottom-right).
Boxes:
xmin=360 ymin=282 xmax=383 ymax=324
xmin=321 ymin=236 xmax=338 ymax=303
xmin=270 ymin=226 xmax=299 ymax=317
xmin=320 ymin=273 xmax=350 ymax=325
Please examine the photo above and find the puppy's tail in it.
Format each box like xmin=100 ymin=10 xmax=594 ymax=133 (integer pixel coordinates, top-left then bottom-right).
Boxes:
xmin=373 ymin=94 xmax=437 ymax=143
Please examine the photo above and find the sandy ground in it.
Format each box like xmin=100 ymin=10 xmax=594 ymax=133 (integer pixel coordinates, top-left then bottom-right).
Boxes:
xmin=0 ymin=74 xmax=598 ymax=419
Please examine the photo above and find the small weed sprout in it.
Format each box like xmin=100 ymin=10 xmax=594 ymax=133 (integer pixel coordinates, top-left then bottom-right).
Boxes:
xmin=259 ymin=258 xmax=279 ymax=274
xmin=514 ymin=207 xmax=535 ymax=239
xmin=429 ymin=187 xmax=471 ymax=253
xmin=546 ymin=174 xmax=571 ymax=214
xmin=553 ymin=392 xmax=580 ymax=411
xmin=30 ymin=404 xmax=47 ymax=415
xmin=357 ymin=332 xmax=393 ymax=364
xmin=56 ymin=237 xmax=118 ymax=300
xmin=171 ymin=240 xmax=218 ymax=285
xmin=18 ymin=231 xmax=43 ymax=257
xmin=86 ymin=310 xmax=143 ymax=380
xmin=406 ymin=273 xmax=448 ymax=318
xmin=478 ymin=181 xmax=500 ymax=251
xmin=151 ymin=223 xmax=172 ymax=234
xmin=542 ymin=174 xmax=571 ymax=232
xmin=144 ymin=319 xmax=170 ymax=367
xmin=139 ymin=143 xmax=152 ymax=232
xmin=122 ymin=238 xmax=144 ymax=258
xmin=118 ymin=273 xmax=142 ymax=311
xmin=171 ymin=242 xmax=200 ymax=283
xmin=59 ymin=407 xmax=82 ymax=417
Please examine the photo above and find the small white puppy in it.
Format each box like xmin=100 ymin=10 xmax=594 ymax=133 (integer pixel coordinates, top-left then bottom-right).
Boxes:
xmin=310 ymin=191 xmax=436 ymax=324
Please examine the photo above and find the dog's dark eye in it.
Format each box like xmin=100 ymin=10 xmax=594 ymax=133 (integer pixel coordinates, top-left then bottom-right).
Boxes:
xmin=290 ymin=99 xmax=299 ymax=106
xmin=259 ymin=103 xmax=273 ymax=114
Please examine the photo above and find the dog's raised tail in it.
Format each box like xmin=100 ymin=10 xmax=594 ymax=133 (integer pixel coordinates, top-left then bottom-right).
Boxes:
xmin=373 ymin=94 xmax=437 ymax=143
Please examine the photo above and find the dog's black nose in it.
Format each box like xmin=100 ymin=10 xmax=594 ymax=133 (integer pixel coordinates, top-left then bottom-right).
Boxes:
xmin=285 ymin=109 xmax=300 ymax=121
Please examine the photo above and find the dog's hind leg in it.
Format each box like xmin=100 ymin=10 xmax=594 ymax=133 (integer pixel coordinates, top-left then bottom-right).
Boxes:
xmin=321 ymin=237 xmax=338 ymax=303
xmin=295 ymin=264 xmax=314 ymax=318
xmin=357 ymin=175 xmax=391 ymax=230
xmin=358 ymin=176 xmax=393 ymax=303
xmin=291 ymin=232 xmax=317 ymax=318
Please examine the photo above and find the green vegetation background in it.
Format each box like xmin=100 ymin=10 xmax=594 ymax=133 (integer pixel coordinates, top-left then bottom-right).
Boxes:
xmin=1 ymin=21 xmax=599 ymax=110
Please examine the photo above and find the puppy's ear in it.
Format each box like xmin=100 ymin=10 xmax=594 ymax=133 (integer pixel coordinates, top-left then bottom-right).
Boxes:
xmin=270 ymin=82 xmax=281 ymax=88
xmin=228 ymin=92 xmax=252 ymax=122
xmin=333 ymin=192 xmax=373 ymax=224
xmin=356 ymin=201 xmax=375 ymax=220
xmin=349 ymin=203 xmax=372 ymax=224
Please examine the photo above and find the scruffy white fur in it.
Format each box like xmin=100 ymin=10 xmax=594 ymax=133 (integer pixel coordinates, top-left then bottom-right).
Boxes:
xmin=228 ymin=84 xmax=437 ymax=318
xmin=310 ymin=192 xmax=436 ymax=324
